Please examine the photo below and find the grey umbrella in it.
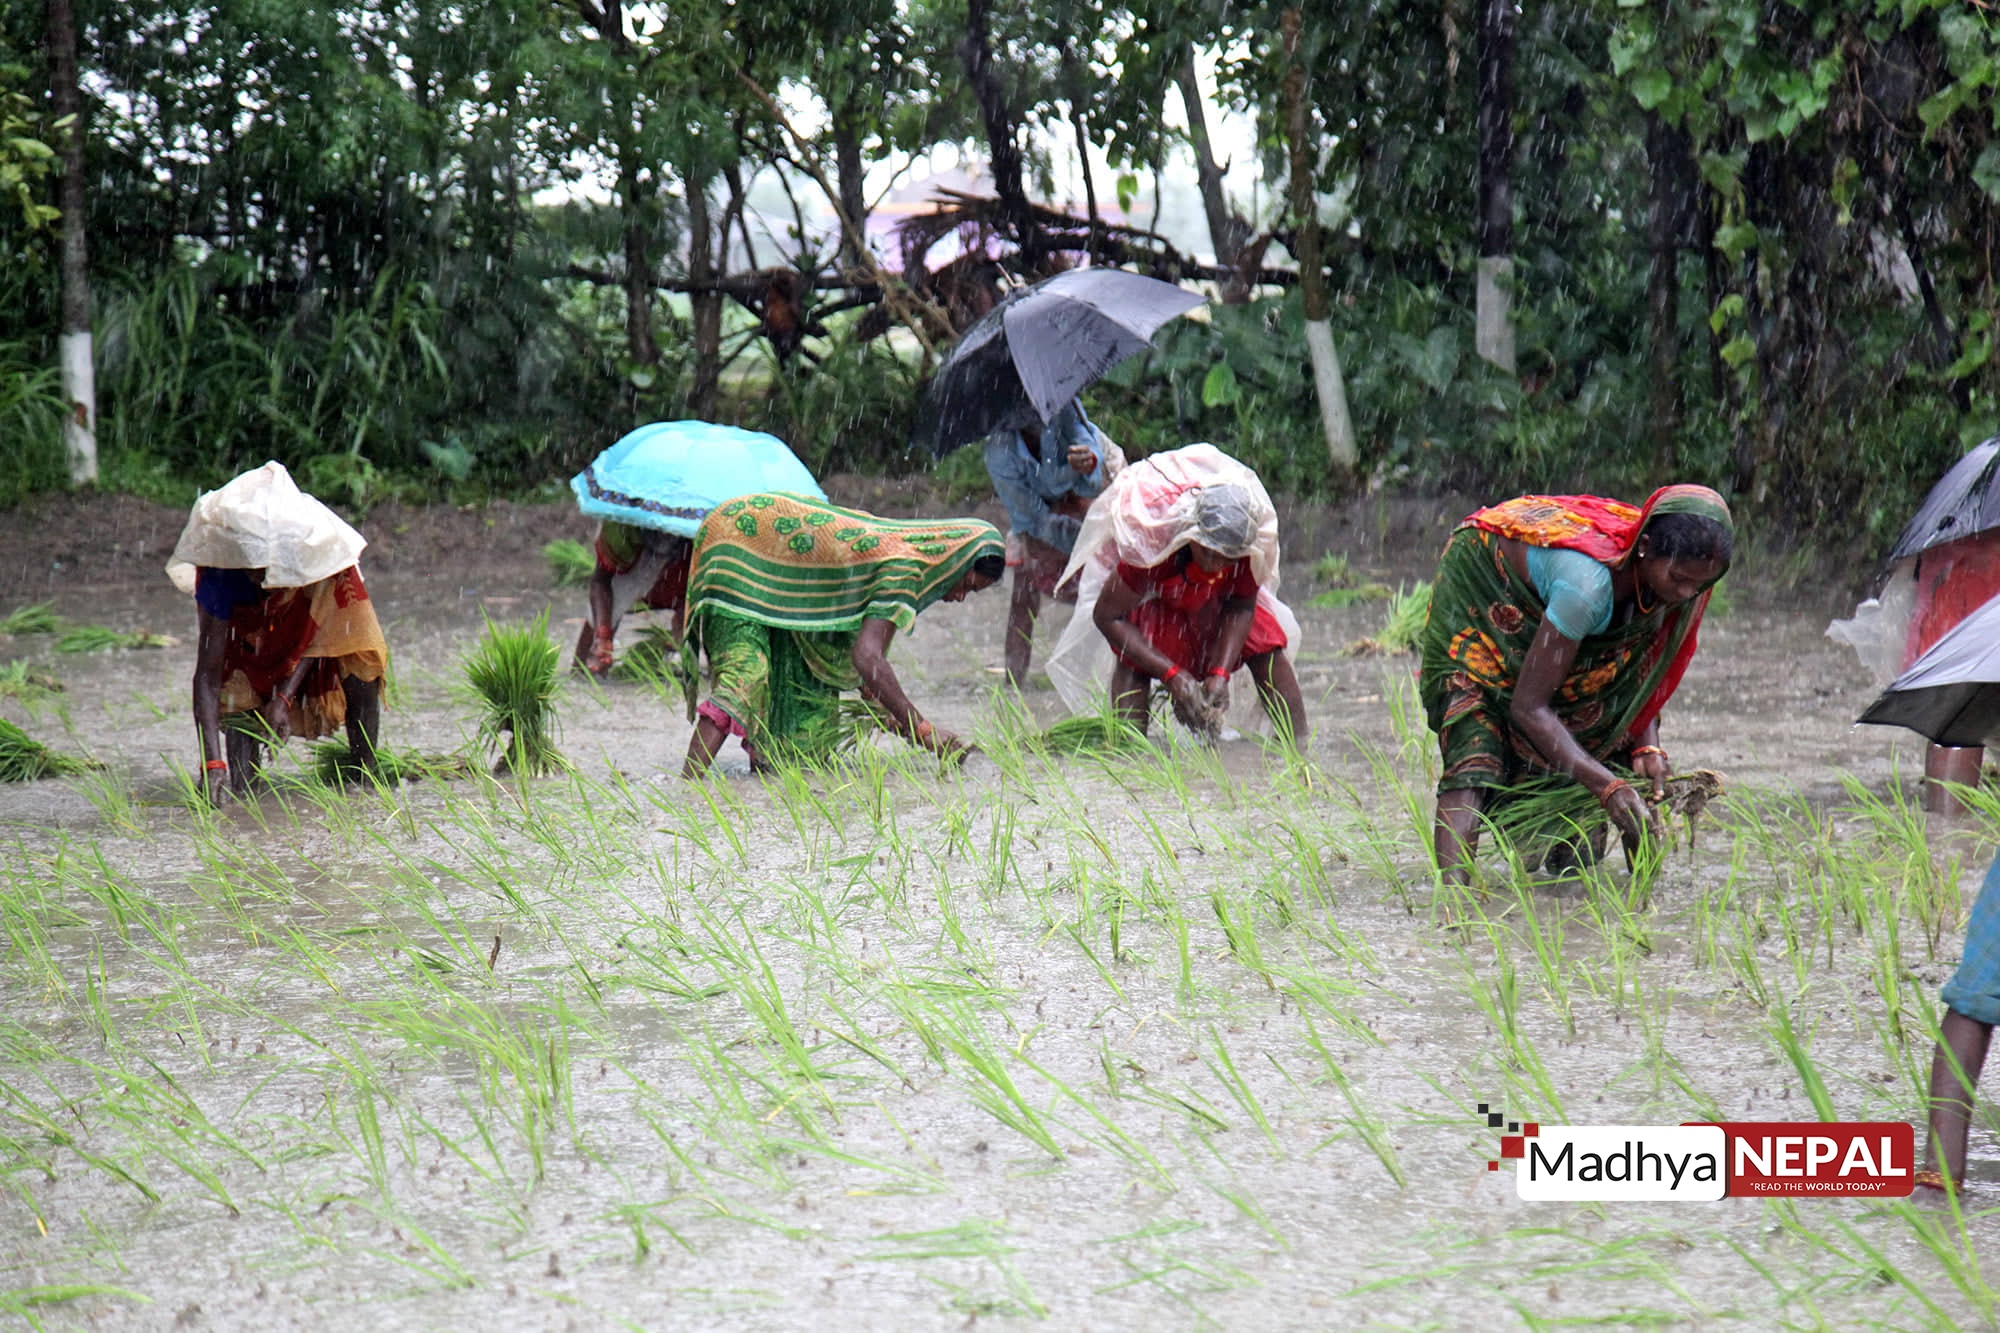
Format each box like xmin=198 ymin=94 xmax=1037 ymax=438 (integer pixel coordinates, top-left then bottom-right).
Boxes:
xmin=1887 ymin=436 xmax=2000 ymax=562
xmin=1858 ymin=588 xmax=2000 ymax=746
xmin=913 ymin=269 xmax=1205 ymax=457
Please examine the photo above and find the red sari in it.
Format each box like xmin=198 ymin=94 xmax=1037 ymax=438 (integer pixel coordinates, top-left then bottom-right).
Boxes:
xmin=1113 ymin=550 xmax=1287 ymax=674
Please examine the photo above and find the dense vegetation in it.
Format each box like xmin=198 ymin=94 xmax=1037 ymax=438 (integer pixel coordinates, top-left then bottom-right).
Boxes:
xmin=3 ymin=0 xmax=1999 ymax=550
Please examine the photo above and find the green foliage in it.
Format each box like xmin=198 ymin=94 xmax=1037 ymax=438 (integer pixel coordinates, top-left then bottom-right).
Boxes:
xmin=0 ymin=718 xmax=96 ymax=781
xmin=463 ymin=613 xmax=565 ymax=776
xmin=543 ymin=539 xmax=595 ymax=588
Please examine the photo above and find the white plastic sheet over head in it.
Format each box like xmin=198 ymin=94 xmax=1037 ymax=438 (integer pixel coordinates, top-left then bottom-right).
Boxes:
xmin=1047 ymin=443 xmax=1299 ymax=717
xmin=166 ymin=461 xmax=367 ymax=594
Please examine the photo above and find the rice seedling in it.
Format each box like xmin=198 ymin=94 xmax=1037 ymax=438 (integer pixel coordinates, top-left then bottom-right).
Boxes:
xmin=1340 ymin=580 xmax=1432 ymax=656
xmin=52 ymin=624 xmax=173 ymax=653
xmin=305 ymin=739 xmax=473 ymax=786
xmin=542 ymin=537 xmax=595 ymax=586
xmin=1031 ymin=711 xmax=1155 ymax=755
xmin=1306 ymin=552 xmax=1393 ymax=609
xmin=0 ymin=718 xmax=98 ymax=781
xmin=608 ymin=622 xmax=684 ymax=685
xmin=0 ymin=602 xmax=62 ymax=635
xmin=463 ymin=612 xmax=565 ymax=776
xmin=0 ymin=660 xmax=62 ymax=702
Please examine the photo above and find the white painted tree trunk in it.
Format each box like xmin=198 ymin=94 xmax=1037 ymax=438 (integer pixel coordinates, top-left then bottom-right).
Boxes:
xmin=1303 ymin=319 xmax=1356 ymax=470
xmin=1476 ymin=255 xmax=1516 ymax=374
xmin=60 ymin=330 xmax=97 ymax=485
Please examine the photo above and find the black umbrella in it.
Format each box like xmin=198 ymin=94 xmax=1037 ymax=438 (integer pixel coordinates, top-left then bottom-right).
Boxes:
xmin=914 ymin=269 xmax=1205 ymax=456
xmin=1857 ymin=589 xmax=2000 ymax=746
xmin=1887 ymin=436 xmax=2000 ymax=562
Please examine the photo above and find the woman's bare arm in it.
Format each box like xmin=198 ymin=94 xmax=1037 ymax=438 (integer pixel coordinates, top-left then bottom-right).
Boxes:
xmin=852 ymin=618 xmax=970 ymax=757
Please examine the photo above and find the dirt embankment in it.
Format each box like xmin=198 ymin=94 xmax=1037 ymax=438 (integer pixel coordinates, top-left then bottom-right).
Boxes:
xmin=0 ymin=478 xmax=1867 ymax=613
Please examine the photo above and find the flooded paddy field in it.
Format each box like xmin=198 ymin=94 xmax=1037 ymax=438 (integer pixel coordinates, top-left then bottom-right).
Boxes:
xmin=0 ymin=497 xmax=1995 ymax=1331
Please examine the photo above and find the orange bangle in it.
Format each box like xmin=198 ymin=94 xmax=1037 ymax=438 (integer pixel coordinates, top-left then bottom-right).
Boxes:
xmin=1597 ymin=778 xmax=1632 ymax=808
xmin=204 ymin=759 xmax=228 ymax=771
xmin=1631 ymin=745 xmax=1666 ymax=760
xmin=913 ymin=719 xmax=935 ymax=745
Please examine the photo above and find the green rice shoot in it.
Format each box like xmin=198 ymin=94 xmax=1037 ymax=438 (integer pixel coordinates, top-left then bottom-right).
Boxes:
xmin=1343 ymin=581 xmax=1432 ymax=655
xmin=0 ymin=661 xmax=63 ymax=701
xmin=0 ymin=602 xmax=63 ymax=635
xmin=306 ymin=740 xmax=475 ymax=786
xmin=0 ymin=718 xmax=99 ymax=781
xmin=54 ymin=624 xmax=173 ymax=653
xmin=1033 ymin=713 xmax=1155 ymax=755
xmin=464 ymin=612 xmax=565 ymax=775
xmin=543 ymin=538 xmax=595 ymax=587
xmin=610 ymin=623 xmax=683 ymax=684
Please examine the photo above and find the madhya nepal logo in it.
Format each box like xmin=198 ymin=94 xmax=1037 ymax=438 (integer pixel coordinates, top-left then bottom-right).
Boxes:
xmin=1477 ymin=1104 xmax=1914 ymax=1200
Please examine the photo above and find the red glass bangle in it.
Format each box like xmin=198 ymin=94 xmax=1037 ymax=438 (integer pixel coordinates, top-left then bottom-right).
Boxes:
xmin=1207 ymin=667 xmax=1231 ymax=679
xmin=1159 ymin=665 xmax=1181 ymax=683
xmin=204 ymin=759 xmax=228 ymax=772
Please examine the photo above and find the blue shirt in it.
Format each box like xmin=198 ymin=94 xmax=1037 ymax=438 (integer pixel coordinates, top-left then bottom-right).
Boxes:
xmin=982 ymin=402 xmax=1107 ymax=555
xmin=1524 ymin=545 xmax=1614 ymax=640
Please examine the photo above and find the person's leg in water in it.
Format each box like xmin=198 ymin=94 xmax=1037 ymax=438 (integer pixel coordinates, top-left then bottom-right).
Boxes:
xmin=1244 ymin=649 xmax=1308 ymax=745
xmin=1920 ymin=1007 xmax=1994 ymax=1191
xmin=1004 ymin=568 xmax=1043 ymax=689
xmin=1107 ymin=657 xmax=1153 ymax=735
xmin=342 ymin=673 xmax=382 ymax=773
xmin=1433 ymin=786 xmax=1488 ymax=889
xmin=224 ymin=719 xmax=263 ymax=796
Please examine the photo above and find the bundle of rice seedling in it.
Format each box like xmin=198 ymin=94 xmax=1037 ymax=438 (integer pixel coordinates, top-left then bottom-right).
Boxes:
xmin=306 ymin=740 xmax=475 ymax=785
xmin=543 ymin=539 xmax=596 ymax=588
xmin=464 ymin=613 xmax=565 ymax=775
xmin=1341 ymin=580 xmax=1432 ymax=656
xmin=53 ymin=625 xmax=173 ymax=653
xmin=610 ymin=623 xmax=684 ymax=684
xmin=0 ymin=603 xmax=62 ymax=635
xmin=0 ymin=661 xmax=63 ymax=701
xmin=1032 ymin=712 xmax=1154 ymax=755
xmin=0 ymin=719 xmax=98 ymax=781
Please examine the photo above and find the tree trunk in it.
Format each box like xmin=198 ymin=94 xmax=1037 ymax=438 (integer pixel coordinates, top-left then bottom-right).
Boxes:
xmin=958 ymin=0 xmax=1034 ymax=251
xmin=687 ymin=177 xmax=722 ymax=417
xmin=46 ymin=0 xmax=95 ymax=485
xmin=1174 ymin=50 xmax=1249 ymax=291
xmin=1281 ymin=9 xmax=1356 ymax=479
xmin=619 ymin=161 xmax=659 ymax=370
xmin=832 ymin=103 xmax=868 ymax=273
xmin=1645 ymin=111 xmax=1682 ymax=469
xmin=1474 ymin=0 xmax=1515 ymax=375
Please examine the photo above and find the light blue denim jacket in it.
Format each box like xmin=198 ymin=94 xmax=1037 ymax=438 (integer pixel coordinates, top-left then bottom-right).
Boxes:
xmin=982 ymin=402 xmax=1107 ymax=555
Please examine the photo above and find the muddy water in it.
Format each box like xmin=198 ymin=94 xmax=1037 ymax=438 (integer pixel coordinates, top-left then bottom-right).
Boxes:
xmin=0 ymin=558 xmax=1994 ymax=1331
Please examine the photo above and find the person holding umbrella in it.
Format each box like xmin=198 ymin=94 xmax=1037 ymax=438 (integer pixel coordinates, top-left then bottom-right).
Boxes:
xmin=1045 ymin=444 xmax=1308 ymax=743
xmin=915 ymin=269 xmax=1204 ymax=688
xmin=984 ymin=398 xmax=1108 ymax=687
xmin=570 ymin=421 xmax=825 ymax=676
xmin=678 ymin=493 xmax=1005 ymax=775
xmin=167 ymin=462 xmax=390 ymax=801
xmin=1420 ymin=485 xmax=1734 ymax=886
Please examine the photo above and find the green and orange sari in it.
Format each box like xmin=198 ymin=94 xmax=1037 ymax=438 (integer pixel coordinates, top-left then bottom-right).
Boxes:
xmin=681 ymin=493 xmax=1002 ymax=761
xmin=1418 ymin=485 xmax=1731 ymax=798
